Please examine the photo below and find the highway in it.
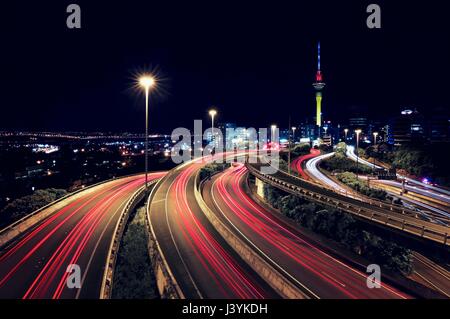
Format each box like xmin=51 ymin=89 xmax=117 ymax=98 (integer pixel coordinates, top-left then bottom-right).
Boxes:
xmin=344 ymin=146 xmax=450 ymax=221
xmin=148 ymin=156 xmax=278 ymax=299
xmin=202 ymin=163 xmax=409 ymax=299
xmin=291 ymin=148 xmax=321 ymax=180
xmin=304 ymin=152 xmax=349 ymax=193
xmin=303 ymin=151 xmax=448 ymax=221
xmin=372 ymin=180 xmax=450 ymax=218
xmin=247 ymin=160 xmax=450 ymax=246
xmin=346 ymin=146 xmax=450 ymax=201
xmin=410 ymin=252 xmax=450 ymax=297
xmin=0 ymin=172 xmax=165 ymax=299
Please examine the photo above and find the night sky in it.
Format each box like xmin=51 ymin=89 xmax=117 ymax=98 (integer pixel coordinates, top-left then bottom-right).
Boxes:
xmin=2 ymin=1 xmax=449 ymax=133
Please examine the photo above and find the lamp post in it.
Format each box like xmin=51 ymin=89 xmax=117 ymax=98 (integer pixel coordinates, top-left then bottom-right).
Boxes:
xmin=209 ymin=109 xmax=217 ymax=146
xmin=288 ymin=126 xmax=297 ymax=175
xmin=271 ymin=124 xmax=277 ymax=147
xmin=344 ymin=128 xmax=349 ymax=142
xmin=372 ymin=131 xmax=379 ymax=172
xmin=373 ymin=132 xmax=378 ymax=145
xmin=355 ymin=129 xmax=362 ymax=178
xmin=139 ymin=75 xmax=155 ymax=192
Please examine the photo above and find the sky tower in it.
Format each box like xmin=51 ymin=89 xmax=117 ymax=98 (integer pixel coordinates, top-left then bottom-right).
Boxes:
xmin=313 ymin=42 xmax=326 ymax=131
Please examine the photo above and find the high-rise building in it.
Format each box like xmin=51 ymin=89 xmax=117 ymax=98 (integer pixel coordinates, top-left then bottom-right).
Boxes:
xmin=299 ymin=119 xmax=316 ymax=142
xmin=348 ymin=116 xmax=368 ymax=132
xmin=389 ymin=108 xmax=425 ymax=145
xmin=313 ymin=42 xmax=326 ymax=137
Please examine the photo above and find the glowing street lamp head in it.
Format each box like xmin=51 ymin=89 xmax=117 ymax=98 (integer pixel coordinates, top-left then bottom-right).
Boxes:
xmin=355 ymin=129 xmax=362 ymax=135
xmin=271 ymin=124 xmax=277 ymax=130
xmin=139 ymin=75 xmax=155 ymax=90
xmin=344 ymin=128 xmax=349 ymax=133
xmin=209 ymin=109 xmax=217 ymax=117
xmin=292 ymin=126 xmax=297 ymax=131
xmin=373 ymin=132 xmax=379 ymax=137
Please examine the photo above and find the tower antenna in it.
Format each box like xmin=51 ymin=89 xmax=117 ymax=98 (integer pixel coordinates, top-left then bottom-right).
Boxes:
xmin=313 ymin=41 xmax=326 ymax=133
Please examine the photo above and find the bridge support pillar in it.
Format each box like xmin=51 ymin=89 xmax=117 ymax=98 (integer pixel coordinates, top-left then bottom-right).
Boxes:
xmin=255 ymin=177 xmax=265 ymax=199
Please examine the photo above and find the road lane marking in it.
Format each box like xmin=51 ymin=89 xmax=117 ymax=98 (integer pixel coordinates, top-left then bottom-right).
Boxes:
xmin=164 ymin=173 xmax=204 ymax=298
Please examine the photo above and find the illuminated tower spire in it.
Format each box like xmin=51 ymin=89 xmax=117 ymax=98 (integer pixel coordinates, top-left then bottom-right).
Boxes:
xmin=313 ymin=42 xmax=325 ymax=129
xmin=318 ymin=41 xmax=321 ymax=71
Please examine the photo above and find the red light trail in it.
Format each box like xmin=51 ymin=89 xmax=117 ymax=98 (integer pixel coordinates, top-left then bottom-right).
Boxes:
xmin=0 ymin=173 xmax=165 ymax=299
xmin=206 ymin=164 xmax=409 ymax=299
xmin=291 ymin=148 xmax=321 ymax=180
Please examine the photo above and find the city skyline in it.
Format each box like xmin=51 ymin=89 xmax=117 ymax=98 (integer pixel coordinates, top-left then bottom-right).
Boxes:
xmin=1 ymin=1 xmax=450 ymax=305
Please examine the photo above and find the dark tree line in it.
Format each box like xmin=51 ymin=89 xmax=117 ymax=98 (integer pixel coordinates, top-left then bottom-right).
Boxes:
xmin=199 ymin=162 xmax=231 ymax=181
xmin=365 ymin=143 xmax=450 ymax=187
xmin=0 ymin=188 xmax=67 ymax=228
xmin=321 ymin=153 xmax=373 ymax=175
xmin=336 ymin=172 xmax=387 ymax=200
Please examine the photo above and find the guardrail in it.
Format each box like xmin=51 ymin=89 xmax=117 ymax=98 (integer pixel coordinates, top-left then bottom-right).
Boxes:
xmin=0 ymin=174 xmax=143 ymax=249
xmin=100 ymin=179 xmax=158 ymax=299
xmin=194 ymin=171 xmax=312 ymax=299
xmin=247 ymin=164 xmax=449 ymax=247
xmin=277 ymin=159 xmax=426 ymax=218
xmin=146 ymin=174 xmax=185 ymax=299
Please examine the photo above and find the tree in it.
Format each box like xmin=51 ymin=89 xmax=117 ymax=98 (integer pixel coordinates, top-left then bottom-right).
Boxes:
xmin=261 ymin=183 xmax=412 ymax=275
xmin=335 ymin=142 xmax=347 ymax=155
xmin=112 ymin=207 xmax=158 ymax=299
xmin=0 ymin=188 xmax=67 ymax=226
xmin=291 ymin=144 xmax=311 ymax=157
xmin=336 ymin=172 xmax=387 ymax=200
xmin=321 ymin=153 xmax=372 ymax=174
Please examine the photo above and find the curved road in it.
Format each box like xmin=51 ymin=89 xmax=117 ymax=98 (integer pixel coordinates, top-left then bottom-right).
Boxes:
xmin=302 ymin=150 xmax=450 ymax=295
xmin=344 ymin=146 xmax=450 ymax=220
xmin=0 ymin=172 xmax=165 ymax=299
xmin=346 ymin=146 xmax=450 ymax=201
xmin=304 ymin=152 xmax=347 ymax=192
xmin=148 ymin=156 xmax=277 ymax=299
xmin=291 ymin=148 xmax=321 ymax=180
xmin=202 ymin=163 xmax=409 ymax=299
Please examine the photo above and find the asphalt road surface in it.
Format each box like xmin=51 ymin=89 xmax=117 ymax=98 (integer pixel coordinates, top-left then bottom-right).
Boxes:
xmin=203 ymin=163 xmax=409 ymax=299
xmin=148 ymin=157 xmax=278 ymax=299
xmin=0 ymin=173 xmax=165 ymax=299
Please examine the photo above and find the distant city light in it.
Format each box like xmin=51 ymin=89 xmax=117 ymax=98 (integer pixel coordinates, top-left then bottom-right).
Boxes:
xmin=401 ymin=109 xmax=413 ymax=115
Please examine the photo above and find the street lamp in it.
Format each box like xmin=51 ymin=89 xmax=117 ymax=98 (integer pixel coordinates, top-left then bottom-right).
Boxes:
xmin=373 ymin=132 xmax=379 ymax=145
xmin=288 ymin=126 xmax=297 ymax=175
xmin=372 ymin=131 xmax=379 ymax=172
xmin=271 ymin=124 xmax=277 ymax=143
xmin=139 ymin=75 xmax=156 ymax=192
xmin=344 ymin=128 xmax=349 ymax=142
xmin=355 ymin=129 xmax=362 ymax=178
xmin=209 ymin=109 xmax=217 ymax=144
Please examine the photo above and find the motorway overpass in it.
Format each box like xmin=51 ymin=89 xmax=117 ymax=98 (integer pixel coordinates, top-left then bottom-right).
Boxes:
xmin=346 ymin=146 xmax=450 ymax=221
xmin=246 ymin=162 xmax=450 ymax=249
xmin=202 ymin=163 xmax=409 ymax=299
